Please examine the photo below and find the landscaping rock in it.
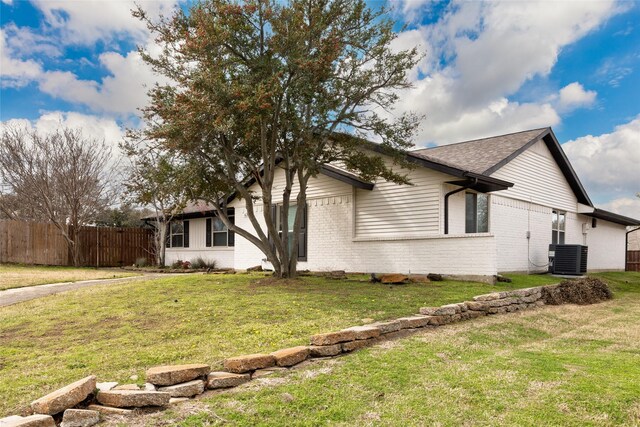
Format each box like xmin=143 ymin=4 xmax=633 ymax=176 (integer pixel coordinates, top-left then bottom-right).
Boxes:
xmin=96 ymin=390 xmax=170 ymax=408
xmin=146 ymin=364 xmax=210 ymax=386
xmin=380 ymin=274 xmax=408 ymax=284
xmin=85 ymin=405 xmax=133 ymax=416
xmin=466 ymin=310 xmax=486 ymax=319
xmin=427 ymin=315 xmax=452 ymax=326
xmin=60 ymin=409 xmax=99 ymax=427
xmin=246 ymin=265 xmax=263 ymax=272
xmin=343 ymin=325 xmax=381 ymax=340
xmin=342 ymin=338 xmax=376 ymax=352
xmin=0 ymin=416 xmax=24 ymax=424
xmin=223 ymin=354 xmax=276 ymax=373
xmin=473 ymin=292 xmax=505 ymax=302
xmin=207 ymin=372 xmax=251 ymax=389
xmin=0 ymin=414 xmax=55 ymax=427
xmin=465 ymin=301 xmax=490 ymax=311
xmin=368 ymin=319 xmax=402 ymax=334
xmin=31 ymin=375 xmax=96 ymax=415
xmin=310 ymin=330 xmax=356 ymax=346
xmin=487 ymin=297 xmax=518 ymax=307
xmin=397 ymin=315 xmax=431 ymax=329
xmin=271 ymin=346 xmax=309 ymax=367
xmin=308 ymin=344 xmax=342 ymax=357
xmin=157 ymin=379 xmax=205 ymax=398
xmin=144 ymin=383 xmax=156 ymax=391
xmin=96 ymin=382 xmax=118 ymax=392
xmin=113 ymin=384 xmax=139 ymax=390
xmin=169 ymin=398 xmax=189 ymax=405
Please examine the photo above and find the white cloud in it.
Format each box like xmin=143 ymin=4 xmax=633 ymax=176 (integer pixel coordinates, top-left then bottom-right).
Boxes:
xmin=388 ymin=0 xmax=621 ymax=146
xmin=556 ymin=82 xmax=597 ymax=112
xmin=0 ymin=28 xmax=44 ymax=88
xmin=563 ymin=115 xmax=640 ymax=206
xmin=1 ymin=111 xmax=125 ymax=150
xmin=35 ymin=48 xmax=166 ymax=115
xmin=599 ymin=197 xmax=640 ymax=220
xmin=2 ymin=23 xmax=62 ymax=58
xmin=30 ymin=0 xmax=179 ymax=45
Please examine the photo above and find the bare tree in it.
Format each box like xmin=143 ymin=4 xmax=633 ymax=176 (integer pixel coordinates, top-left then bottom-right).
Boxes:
xmin=0 ymin=125 xmax=116 ymax=266
xmin=121 ymin=141 xmax=189 ymax=266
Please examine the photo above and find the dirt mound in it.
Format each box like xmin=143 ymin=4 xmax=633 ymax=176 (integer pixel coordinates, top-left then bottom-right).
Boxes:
xmin=542 ymin=277 xmax=613 ymax=305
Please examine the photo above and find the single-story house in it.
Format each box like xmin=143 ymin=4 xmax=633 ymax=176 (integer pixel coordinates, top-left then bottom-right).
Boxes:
xmin=163 ymin=127 xmax=640 ymax=277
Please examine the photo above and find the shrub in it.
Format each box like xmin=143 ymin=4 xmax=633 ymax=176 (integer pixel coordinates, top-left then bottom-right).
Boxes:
xmin=191 ymin=257 xmax=216 ymax=270
xmin=134 ymin=257 xmax=148 ymax=268
xmin=171 ymin=259 xmax=191 ymax=269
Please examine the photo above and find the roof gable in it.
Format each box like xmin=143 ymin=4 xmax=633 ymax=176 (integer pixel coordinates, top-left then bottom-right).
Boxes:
xmin=414 ymin=128 xmax=592 ymax=206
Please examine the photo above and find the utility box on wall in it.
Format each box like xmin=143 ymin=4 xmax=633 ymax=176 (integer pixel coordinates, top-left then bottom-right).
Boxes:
xmin=549 ymin=244 xmax=588 ymax=275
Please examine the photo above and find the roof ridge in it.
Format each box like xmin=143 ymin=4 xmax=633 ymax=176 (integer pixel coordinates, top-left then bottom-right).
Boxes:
xmin=412 ymin=127 xmax=550 ymax=152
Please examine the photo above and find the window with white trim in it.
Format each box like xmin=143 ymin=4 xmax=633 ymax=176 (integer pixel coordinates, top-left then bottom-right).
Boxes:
xmin=169 ymin=220 xmax=189 ymax=248
xmin=465 ymin=192 xmax=488 ymax=233
xmin=206 ymin=210 xmax=234 ymax=247
xmin=552 ymin=210 xmax=565 ymax=244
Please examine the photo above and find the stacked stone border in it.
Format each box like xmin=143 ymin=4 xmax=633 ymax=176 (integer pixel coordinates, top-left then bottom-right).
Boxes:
xmin=2 ymin=284 xmax=553 ymax=427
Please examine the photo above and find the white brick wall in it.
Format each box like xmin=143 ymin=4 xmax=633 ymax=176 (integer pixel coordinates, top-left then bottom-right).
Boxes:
xmin=232 ymin=194 xmax=497 ymax=275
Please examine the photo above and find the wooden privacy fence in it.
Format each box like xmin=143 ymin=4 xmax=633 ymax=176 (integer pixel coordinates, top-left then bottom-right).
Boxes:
xmin=0 ymin=220 xmax=153 ymax=267
xmin=627 ymin=250 xmax=640 ymax=272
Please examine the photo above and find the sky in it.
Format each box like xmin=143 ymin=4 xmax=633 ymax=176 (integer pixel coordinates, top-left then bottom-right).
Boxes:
xmin=1 ymin=0 xmax=639 ymax=218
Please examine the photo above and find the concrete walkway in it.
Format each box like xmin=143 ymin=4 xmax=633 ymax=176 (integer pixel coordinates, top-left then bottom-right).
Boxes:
xmin=0 ymin=273 xmax=185 ymax=308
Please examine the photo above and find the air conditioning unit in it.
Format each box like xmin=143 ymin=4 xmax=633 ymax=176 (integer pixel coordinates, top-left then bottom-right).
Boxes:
xmin=549 ymin=244 xmax=588 ymax=275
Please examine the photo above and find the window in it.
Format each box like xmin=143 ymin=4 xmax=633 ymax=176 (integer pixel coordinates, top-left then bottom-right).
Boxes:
xmin=465 ymin=192 xmax=488 ymax=233
xmin=206 ymin=209 xmax=235 ymax=247
xmin=271 ymin=204 xmax=307 ymax=261
xmin=552 ymin=210 xmax=565 ymax=244
xmin=168 ymin=220 xmax=189 ymax=248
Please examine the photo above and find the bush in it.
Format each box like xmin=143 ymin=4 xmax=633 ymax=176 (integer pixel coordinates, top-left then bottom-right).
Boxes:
xmin=191 ymin=257 xmax=216 ymax=270
xmin=171 ymin=259 xmax=191 ymax=269
xmin=134 ymin=257 xmax=148 ymax=268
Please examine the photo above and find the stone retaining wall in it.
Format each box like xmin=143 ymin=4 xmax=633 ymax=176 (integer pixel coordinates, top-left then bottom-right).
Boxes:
xmin=1 ymin=284 xmax=557 ymax=427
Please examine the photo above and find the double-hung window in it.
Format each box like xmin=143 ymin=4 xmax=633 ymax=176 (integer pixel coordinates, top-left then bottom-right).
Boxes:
xmin=465 ymin=192 xmax=489 ymax=233
xmin=552 ymin=210 xmax=565 ymax=244
xmin=206 ymin=209 xmax=235 ymax=247
xmin=168 ymin=220 xmax=189 ymax=248
xmin=271 ymin=204 xmax=307 ymax=261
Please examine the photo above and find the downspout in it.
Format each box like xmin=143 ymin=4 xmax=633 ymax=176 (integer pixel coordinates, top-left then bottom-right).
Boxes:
xmin=444 ymin=177 xmax=477 ymax=235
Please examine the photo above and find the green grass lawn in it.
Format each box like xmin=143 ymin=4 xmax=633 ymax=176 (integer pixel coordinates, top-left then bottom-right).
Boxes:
xmin=0 ymin=264 xmax=137 ymax=291
xmin=165 ymin=272 xmax=639 ymax=427
xmin=0 ymin=272 xmax=551 ymax=416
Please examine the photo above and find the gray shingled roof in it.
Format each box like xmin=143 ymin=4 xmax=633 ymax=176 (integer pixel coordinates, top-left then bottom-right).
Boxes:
xmin=412 ymin=128 xmax=549 ymax=175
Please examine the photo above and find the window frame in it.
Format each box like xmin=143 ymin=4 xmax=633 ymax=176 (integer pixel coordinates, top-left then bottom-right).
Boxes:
xmin=273 ymin=203 xmax=307 ymax=262
xmin=465 ymin=191 xmax=489 ymax=234
xmin=552 ymin=209 xmax=566 ymax=244
xmin=206 ymin=210 xmax=235 ymax=248
xmin=169 ymin=220 xmax=184 ymax=248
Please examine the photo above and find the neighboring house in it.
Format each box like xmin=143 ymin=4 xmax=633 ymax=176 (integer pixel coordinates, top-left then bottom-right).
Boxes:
xmin=164 ymin=127 xmax=640 ymax=277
